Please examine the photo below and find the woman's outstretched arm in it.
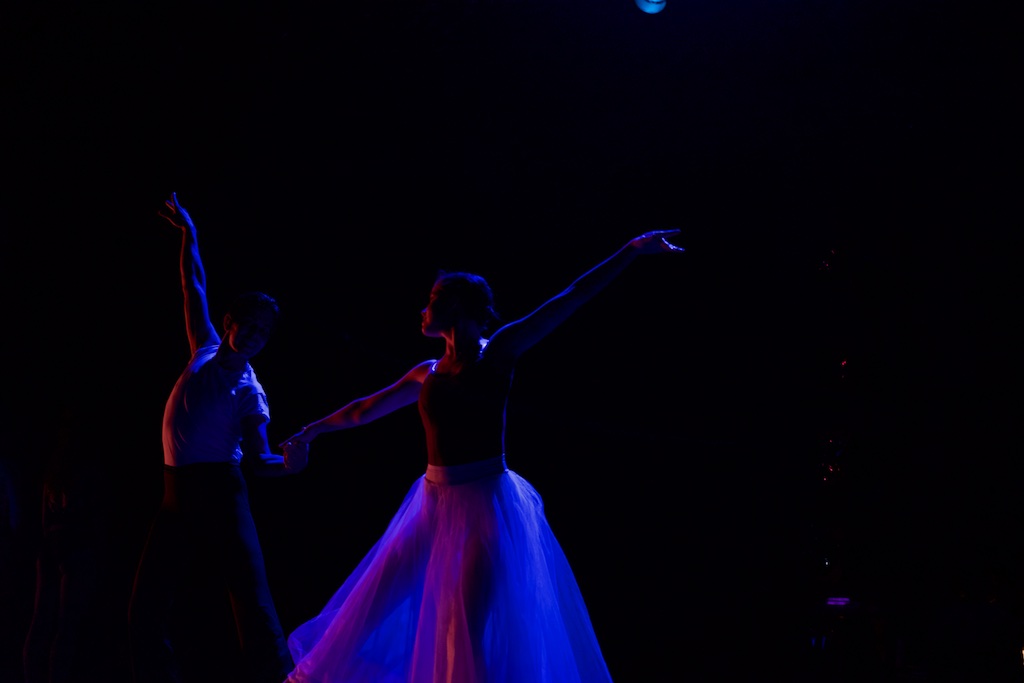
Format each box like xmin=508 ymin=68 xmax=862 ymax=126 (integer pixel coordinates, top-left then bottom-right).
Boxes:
xmin=488 ymin=229 xmax=684 ymax=360
xmin=278 ymin=360 xmax=436 ymax=449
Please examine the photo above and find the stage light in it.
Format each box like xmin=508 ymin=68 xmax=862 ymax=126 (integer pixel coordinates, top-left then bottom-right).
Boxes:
xmin=635 ymin=0 xmax=666 ymax=14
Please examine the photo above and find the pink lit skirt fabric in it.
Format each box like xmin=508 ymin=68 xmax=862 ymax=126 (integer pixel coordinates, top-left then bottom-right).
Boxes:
xmin=285 ymin=455 xmax=612 ymax=683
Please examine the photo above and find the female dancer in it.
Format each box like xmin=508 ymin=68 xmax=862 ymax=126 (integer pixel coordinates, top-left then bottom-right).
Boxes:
xmin=281 ymin=229 xmax=684 ymax=683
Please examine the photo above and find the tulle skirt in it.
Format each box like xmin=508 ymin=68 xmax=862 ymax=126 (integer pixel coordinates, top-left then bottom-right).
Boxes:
xmin=285 ymin=455 xmax=613 ymax=683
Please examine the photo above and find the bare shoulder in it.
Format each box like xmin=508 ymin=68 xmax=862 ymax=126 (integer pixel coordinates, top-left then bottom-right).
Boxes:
xmin=403 ymin=359 xmax=438 ymax=384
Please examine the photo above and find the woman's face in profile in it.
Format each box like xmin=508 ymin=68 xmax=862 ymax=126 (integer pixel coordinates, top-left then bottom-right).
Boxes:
xmin=421 ymin=281 xmax=461 ymax=337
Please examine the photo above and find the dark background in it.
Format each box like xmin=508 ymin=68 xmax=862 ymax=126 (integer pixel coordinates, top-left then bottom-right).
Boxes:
xmin=3 ymin=0 xmax=1020 ymax=681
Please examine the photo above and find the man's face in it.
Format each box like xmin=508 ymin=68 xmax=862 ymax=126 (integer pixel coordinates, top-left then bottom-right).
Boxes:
xmin=225 ymin=310 xmax=275 ymax=357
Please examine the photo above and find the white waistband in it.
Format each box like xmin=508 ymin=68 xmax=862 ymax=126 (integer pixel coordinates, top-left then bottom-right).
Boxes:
xmin=425 ymin=455 xmax=507 ymax=485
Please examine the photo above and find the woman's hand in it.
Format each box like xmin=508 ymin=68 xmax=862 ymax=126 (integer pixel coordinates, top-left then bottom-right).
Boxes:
xmin=282 ymin=440 xmax=309 ymax=473
xmin=279 ymin=424 xmax=317 ymax=449
xmin=629 ymin=229 xmax=684 ymax=254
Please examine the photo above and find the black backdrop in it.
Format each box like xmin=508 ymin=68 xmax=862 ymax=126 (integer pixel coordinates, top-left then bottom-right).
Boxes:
xmin=4 ymin=1 xmax=1020 ymax=681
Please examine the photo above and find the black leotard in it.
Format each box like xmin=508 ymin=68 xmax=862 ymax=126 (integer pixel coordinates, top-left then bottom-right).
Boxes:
xmin=418 ymin=357 xmax=513 ymax=467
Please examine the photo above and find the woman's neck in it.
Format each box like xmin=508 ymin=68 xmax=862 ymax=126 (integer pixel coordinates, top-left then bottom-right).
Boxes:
xmin=440 ymin=333 xmax=485 ymax=370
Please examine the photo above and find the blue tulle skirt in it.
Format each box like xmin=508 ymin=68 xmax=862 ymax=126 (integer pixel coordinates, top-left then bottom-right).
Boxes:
xmin=285 ymin=455 xmax=613 ymax=683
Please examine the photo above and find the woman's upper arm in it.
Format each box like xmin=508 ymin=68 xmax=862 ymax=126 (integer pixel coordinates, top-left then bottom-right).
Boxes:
xmin=351 ymin=360 xmax=434 ymax=423
xmin=486 ymin=296 xmax=574 ymax=361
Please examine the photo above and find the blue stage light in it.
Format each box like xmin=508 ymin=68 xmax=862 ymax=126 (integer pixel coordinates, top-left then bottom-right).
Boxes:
xmin=635 ymin=0 xmax=666 ymax=14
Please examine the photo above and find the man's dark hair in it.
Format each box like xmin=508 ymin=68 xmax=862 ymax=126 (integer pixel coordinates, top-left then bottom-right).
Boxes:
xmin=228 ymin=291 xmax=280 ymax=326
